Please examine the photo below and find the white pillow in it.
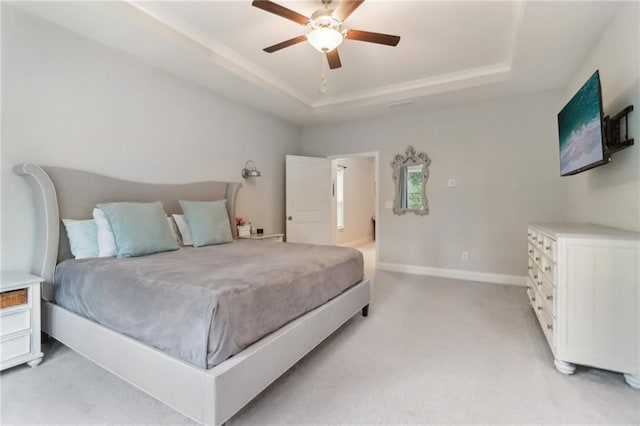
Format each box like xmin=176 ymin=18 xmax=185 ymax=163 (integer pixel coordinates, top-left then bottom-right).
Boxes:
xmin=93 ymin=208 xmax=117 ymax=257
xmin=166 ymin=216 xmax=182 ymax=247
xmin=172 ymin=214 xmax=193 ymax=246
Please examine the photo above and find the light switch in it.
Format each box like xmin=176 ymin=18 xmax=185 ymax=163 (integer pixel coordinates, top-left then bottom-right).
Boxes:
xmin=385 ymin=201 xmax=393 ymax=209
xmin=448 ymin=179 xmax=457 ymax=187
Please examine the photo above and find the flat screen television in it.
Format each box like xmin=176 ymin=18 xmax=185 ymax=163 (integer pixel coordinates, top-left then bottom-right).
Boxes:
xmin=557 ymin=70 xmax=609 ymax=176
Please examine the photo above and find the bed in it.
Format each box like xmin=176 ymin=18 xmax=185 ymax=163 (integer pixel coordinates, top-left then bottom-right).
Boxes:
xmin=14 ymin=162 xmax=371 ymax=425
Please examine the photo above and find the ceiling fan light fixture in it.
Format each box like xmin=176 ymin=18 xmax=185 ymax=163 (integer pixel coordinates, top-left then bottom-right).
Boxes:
xmin=307 ymin=27 xmax=344 ymax=53
xmin=307 ymin=27 xmax=343 ymax=52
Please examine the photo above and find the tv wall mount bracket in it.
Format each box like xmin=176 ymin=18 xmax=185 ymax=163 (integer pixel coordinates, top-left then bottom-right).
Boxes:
xmin=604 ymin=105 xmax=634 ymax=155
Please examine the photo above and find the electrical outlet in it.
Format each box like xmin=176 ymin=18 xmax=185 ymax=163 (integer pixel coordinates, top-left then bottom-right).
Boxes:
xmin=461 ymin=251 xmax=469 ymax=261
xmin=448 ymin=179 xmax=457 ymax=187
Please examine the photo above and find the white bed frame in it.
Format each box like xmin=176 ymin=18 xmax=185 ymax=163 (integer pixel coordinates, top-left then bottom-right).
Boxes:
xmin=15 ymin=163 xmax=370 ymax=425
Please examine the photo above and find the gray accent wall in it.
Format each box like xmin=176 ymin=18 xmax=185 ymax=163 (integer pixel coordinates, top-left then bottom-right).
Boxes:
xmin=560 ymin=2 xmax=639 ymax=232
xmin=302 ymin=3 xmax=638 ymax=279
xmin=301 ymin=92 xmax=568 ymax=276
xmin=1 ymin=6 xmax=300 ymax=271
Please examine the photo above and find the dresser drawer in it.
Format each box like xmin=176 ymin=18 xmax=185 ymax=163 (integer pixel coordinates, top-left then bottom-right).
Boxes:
xmin=540 ymin=313 xmax=555 ymax=350
xmin=537 ymin=274 xmax=555 ymax=316
xmin=532 ymin=248 xmax=544 ymax=269
xmin=0 ymin=332 xmax=31 ymax=363
xmin=541 ymin=256 xmax=555 ymax=281
xmin=542 ymin=236 xmax=556 ymax=261
xmin=0 ymin=308 xmax=31 ymax=336
xmin=535 ymin=298 xmax=555 ymax=349
xmin=526 ymin=278 xmax=537 ymax=307
xmin=527 ymin=258 xmax=536 ymax=280
xmin=529 ymin=260 xmax=540 ymax=282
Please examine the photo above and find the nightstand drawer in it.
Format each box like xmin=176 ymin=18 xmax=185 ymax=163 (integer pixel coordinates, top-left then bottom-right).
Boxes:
xmin=0 ymin=332 xmax=31 ymax=362
xmin=0 ymin=308 xmax=31 ymax=336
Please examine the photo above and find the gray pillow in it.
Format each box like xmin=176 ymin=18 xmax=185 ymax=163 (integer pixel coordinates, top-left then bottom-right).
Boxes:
xmin=179 ymin=200 xmax=232 ymax=247
xmin=96 ymin=202 xmax=179 ymax=258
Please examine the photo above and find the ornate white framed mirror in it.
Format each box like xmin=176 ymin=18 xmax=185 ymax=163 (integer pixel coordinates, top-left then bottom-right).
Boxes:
xmin=391 ymin=146 xmax=431 ymax=216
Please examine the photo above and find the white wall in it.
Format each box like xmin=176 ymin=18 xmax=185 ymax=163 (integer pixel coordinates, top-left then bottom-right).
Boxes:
xmin=333 ymin=157 xmax=375 ymax=246
xmin=1 ymin=5 xmax=300 ymax=271
xmin=301 ymin=92 xmax=567 ymax=277
xmin=560 ymin=2 xmax=639 ymax=231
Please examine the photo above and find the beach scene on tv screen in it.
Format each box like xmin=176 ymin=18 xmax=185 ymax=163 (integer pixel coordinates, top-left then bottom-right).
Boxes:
xmin=558 ymin=72 xmax=604 ymax=175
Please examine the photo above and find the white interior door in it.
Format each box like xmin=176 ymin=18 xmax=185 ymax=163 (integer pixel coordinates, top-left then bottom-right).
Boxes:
xmin=286 ymin=155 xmax=332 ymax=244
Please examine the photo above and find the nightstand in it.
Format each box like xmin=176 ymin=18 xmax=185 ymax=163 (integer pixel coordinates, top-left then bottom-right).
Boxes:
xmin=239 ymin=233 xmax=285 ymax=243
xmin=0 ymin=271 xmax=44 ymax=371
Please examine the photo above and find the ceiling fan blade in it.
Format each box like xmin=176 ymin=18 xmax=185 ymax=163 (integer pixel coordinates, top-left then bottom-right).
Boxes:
xmin=345 ymin=29 xmax=400 ymax=46
xmin=326 ymin=49 xmax=342 ymax=69
xmin=251 ymin=0 xmax=309 ymax=26
xmin=263 ymin=35 xmax=308 ymax=53
xmin=335 ymin=0 xmax=364 ymax=21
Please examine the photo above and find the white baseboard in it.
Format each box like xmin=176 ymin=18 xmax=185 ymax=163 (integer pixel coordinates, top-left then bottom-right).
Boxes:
xmin=377 ymin=262 xmax=527 ymax=286
xmin=337 ymin=236 xmax=374 ymax=248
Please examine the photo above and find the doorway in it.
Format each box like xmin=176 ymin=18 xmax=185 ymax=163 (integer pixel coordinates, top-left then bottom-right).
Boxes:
xmin=329 ymin=152 xmax=378 ymax=271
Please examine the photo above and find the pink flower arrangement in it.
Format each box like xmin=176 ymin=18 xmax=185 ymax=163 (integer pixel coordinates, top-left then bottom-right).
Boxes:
xmin=236 ymin=217 xmax=248 ymax=226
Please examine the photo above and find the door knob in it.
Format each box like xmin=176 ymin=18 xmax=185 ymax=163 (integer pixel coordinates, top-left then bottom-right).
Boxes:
xmin=287 ymin=216 xmax=293 ymax=221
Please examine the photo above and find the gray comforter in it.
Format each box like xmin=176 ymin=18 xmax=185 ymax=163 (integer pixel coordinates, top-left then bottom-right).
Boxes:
xmin=54 ymin=240 xmax=364 ymax=369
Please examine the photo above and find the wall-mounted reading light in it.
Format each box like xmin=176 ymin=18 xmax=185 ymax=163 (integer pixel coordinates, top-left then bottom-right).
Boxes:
xmin=241 ymin=160 xmax=261 ymax=179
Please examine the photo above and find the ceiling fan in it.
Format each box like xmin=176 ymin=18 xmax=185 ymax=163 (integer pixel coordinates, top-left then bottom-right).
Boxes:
xmin=252 ymin=0 xmax=401 ymax=70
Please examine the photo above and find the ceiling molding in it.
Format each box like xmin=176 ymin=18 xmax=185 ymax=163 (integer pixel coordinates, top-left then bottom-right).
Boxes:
xmin=128 ymin=1 xmax=314 ymax=106
xmin=16 ymin=0 xmax=617 ymax=127
xmin=312 ymin=62 xmax=512 ymax=109
xmin=128 ymin=0 xmax=525 ymax=112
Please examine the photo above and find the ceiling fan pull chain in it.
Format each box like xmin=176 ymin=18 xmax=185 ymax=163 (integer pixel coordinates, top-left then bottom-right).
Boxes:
xmin=319 ymin=53 xmax=329 ymax=94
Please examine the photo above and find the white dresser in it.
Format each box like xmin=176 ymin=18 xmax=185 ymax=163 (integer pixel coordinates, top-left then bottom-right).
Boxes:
xmin=0 ymin=271 xmax=44 ymax=371
xmin=527 ymin=223 xmax=639 ymax=388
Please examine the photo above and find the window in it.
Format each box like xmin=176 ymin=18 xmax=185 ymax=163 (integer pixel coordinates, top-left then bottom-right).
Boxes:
xmin=336 ymin=167 xmax=344 ymax=230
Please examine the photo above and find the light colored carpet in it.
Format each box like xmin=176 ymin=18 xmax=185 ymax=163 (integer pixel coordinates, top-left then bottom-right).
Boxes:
xmin=2 ymin=243 xmax=638 ymax=425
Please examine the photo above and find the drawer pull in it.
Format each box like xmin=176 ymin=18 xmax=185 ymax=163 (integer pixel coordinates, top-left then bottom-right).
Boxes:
xmin=532 ymin=236 xmax=537 ymax=240
xmin=544 ymin=266 xmax=551 ymax=272
xmin=528 ymin=233 xmax=532 ymax=237
xmin=533 ymin=274 xmax=538 ymax=279
xmin=538 ymin=240 xmax=543 ymax=246
xmin=535 ymin=257 xmax=540 ymax=261
xmin=537 ymin=281 xmax=543 ymax=286
xmin=537 ymin=306 xmax=543 ymax=312
xmin=545 ymin=246 xmax=551 ymax=250
xmin=546 ymin=324 xmax=553 ymax=330
xmin=526 ymin=286 xmax=530 ymax=290
xmin=528 ymin=250 xmax=533 ymax=254
xmin=527 ymin=266 xmax=532 ymax=270
xmin=546 ymin=295 xmax=553 ymax=301
xmin=531 ymin=297 xmax=536 ymax=302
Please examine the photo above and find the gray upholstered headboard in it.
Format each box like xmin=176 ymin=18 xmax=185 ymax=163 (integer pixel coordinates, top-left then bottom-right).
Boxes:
xmin=14 ymin=163 xmax=242 ymax=301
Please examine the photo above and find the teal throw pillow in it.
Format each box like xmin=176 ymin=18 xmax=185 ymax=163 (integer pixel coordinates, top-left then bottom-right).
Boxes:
xmin=179 ymin=200 xmax=232 ymax=247
xmin=96 ymin=202 xmax=179 ymax=258
xmin=62 ymin=219 xmax=99 ymax=259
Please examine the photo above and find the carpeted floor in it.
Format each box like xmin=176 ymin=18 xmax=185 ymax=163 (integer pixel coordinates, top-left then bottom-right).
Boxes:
xmin=2 ymin=243 xmax=638 ymax=425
